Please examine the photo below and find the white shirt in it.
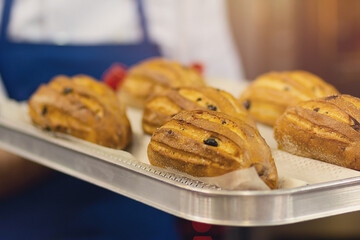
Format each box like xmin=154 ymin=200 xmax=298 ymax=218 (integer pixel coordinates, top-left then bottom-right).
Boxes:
xmin=0 ymin=0 xmax=244 ymax=98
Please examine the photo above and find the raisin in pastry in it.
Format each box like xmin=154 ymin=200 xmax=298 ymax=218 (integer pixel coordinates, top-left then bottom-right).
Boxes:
xmin=274 ymin=94 xmax=360 ymax=170
xmin=142 ymin=86 xmax=255 ymax=135
xmin=118 ymin=58 xmax=205 ymax=108
xmin=148 ymin=110 xmax=278 ymax=189
xmin=28 ymin=75 xmax=132 ymax=149
xmin=239 ymin=71 xmax=339 ymax=126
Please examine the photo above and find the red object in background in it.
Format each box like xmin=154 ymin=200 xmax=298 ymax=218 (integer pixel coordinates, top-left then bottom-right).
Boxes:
xmin=176 ymin=218 xmax=226 ymax=240
xmin=102 ymin=63 xmax=127 ymax=90
xmin=190 ymin=62 xmax=204 ymax=75
xmin=192 ymin=222 xmax=212 ymax=233
xmin=192 ymin=222 xmax=213 ymax=240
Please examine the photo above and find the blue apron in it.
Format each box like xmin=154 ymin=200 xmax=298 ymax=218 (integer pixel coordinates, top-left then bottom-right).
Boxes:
xmin=0 ymin=1 xmax=178 ymax=239
xmin=0 ymin=0 xmax=161 ymax=101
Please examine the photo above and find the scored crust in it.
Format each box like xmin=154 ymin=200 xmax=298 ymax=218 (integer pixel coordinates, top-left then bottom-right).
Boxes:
xmin=118 ymin=58 xmax=206 ymax=108
xmin=28 ymin=75 xmax=132 ymax=149
xmin=148 ymin=110 xmax=278 ymax=189
xmin=274 ymin=94 xmax=360 ymax=169
xmin=142 ymin=86 xmax=255 ymax=135
xmin=239 ymin=70 xmax=339 ymax=126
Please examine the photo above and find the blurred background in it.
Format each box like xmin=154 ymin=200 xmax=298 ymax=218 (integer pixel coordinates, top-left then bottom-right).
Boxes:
xmin=179 ymin=211 xmax=360 ymax=240
xmin=228 ymin=0 xmax=360 ymax=97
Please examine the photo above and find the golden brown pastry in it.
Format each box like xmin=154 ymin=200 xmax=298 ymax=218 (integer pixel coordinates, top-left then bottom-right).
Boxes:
xmin=118 ymin=58 xmax=206 ymax=108
xmin=28 ymin=75 xmax=132 ymax=149
xmin=274 ymin=94 xmax=360 ymax=170
xmin=142 ymin=86 xmax=255 ymax=135
xmin=148 ymin=110 xmax=278 ymax=189
xmin=239 ymin=71 xmax=339 ymax=126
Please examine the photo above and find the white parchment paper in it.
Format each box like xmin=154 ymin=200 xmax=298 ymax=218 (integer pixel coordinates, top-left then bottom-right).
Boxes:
xmin=1 ymin=78 xmax=359 ymax=191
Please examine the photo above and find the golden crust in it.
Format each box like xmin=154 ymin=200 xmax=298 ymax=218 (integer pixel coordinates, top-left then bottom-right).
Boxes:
xmin=148 ymin=110 xmax=278 ymax=189
xmin=142 ymin=86 xmax=256 ymax=135
xmin=274 ymin=94 xmax=360 ymax=170
xmin=28 ymin=75 xmax=132 ymax=149
xmin=239 ymin=71 xmax=339 ymax=126
xmin=118 ymin=58 xmax=206 ymax=108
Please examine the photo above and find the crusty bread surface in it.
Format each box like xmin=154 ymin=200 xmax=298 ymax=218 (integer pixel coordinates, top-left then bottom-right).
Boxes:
xmin=28 ymin=75 xmax=132 ymax=149
xmin=118 ymin=58 xmax=205 ymax=108
xmin=274 ymin=94 xmax=360 ymax=170
xmin=239 ymin=71 xmax=339 ymax=126
xmin=148 ymin=110 xmax=278 ymax=189
xmin=142 ymin=86 xmax=255 ymax=135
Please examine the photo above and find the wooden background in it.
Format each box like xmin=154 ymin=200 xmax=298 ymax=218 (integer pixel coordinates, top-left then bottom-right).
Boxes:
xmin=227 ymin=0 xmax=360 ymax=97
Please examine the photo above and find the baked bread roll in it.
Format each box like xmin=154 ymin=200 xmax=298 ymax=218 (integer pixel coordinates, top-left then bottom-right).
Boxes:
xmin=148 ymin=110 xmax=278 ymax=189
xmin=274 ymin=94 xmax=360 ymax=170
xmin=28 ymin=75 xmax=132 ymax=149
xmin=239 ymin=71 xmax=339 ymax=126
xmin=118 ymin=58 xmax=206 ymax=108
xmin=142 ymin=86 xmax=255 ymax=135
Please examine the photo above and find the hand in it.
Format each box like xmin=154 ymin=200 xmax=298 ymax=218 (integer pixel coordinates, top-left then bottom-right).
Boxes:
xmin=0 ymin=149 xmax=51 ymax=199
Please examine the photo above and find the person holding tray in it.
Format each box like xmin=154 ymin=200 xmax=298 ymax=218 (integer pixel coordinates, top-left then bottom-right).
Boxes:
xmin=0 ymin=0 xmax=243 ymax=239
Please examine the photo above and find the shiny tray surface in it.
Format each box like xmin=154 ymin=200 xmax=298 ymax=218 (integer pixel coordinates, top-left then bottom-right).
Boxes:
xmin=1 ymin=118 xmax=360 ymax=226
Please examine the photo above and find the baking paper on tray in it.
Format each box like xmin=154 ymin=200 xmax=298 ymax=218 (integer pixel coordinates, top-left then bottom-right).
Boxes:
xmin=125 ymin=107 xmax=271 ymax=190
xmin=126 ymin=106 xmax=360 ymax=190
xmin=1 ymin=79 xmax=360 ymax=191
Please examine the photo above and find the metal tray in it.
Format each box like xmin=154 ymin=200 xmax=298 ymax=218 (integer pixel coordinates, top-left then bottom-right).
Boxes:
xmin=1 ymin=117 xmax=360 ymax=226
